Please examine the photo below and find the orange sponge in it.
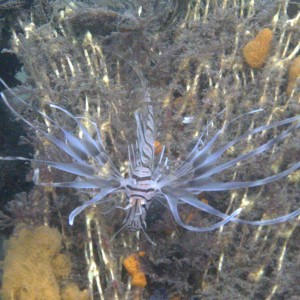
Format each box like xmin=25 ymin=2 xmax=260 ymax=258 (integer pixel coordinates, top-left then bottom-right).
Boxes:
xmin=243 ymin=28 xmax=273 ymax=68
xmin=123 ymin=253 xmax=147 ymax=288
xmin=287 ymin=55 xmax=300 ymax=97
xmin=154 ymin=140 xmax=163 ymax=155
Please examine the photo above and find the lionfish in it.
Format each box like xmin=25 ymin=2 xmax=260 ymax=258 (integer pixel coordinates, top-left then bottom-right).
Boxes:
xmin=1 ymin=77 xmax=300 ymax=243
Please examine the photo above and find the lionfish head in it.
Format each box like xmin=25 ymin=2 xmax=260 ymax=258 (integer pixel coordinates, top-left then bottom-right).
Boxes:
xmin=110 ymin=195 xmax=156 ymax=244
xmin=123 ymin=197 xmax=148 ymax=232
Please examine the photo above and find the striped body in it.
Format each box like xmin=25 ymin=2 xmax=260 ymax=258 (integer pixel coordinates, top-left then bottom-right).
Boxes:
xmin=123 ymin=101 xmax=157 ymax=231
xmin=124 ymin=166 xmax=155 ymax=231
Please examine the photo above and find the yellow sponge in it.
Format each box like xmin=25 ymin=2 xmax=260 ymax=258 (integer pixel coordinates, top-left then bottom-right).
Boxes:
xmin=1 ymin=225 xmax=63 ymax=300
xmin=1 ymin=225 xmax=88 ymax=300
